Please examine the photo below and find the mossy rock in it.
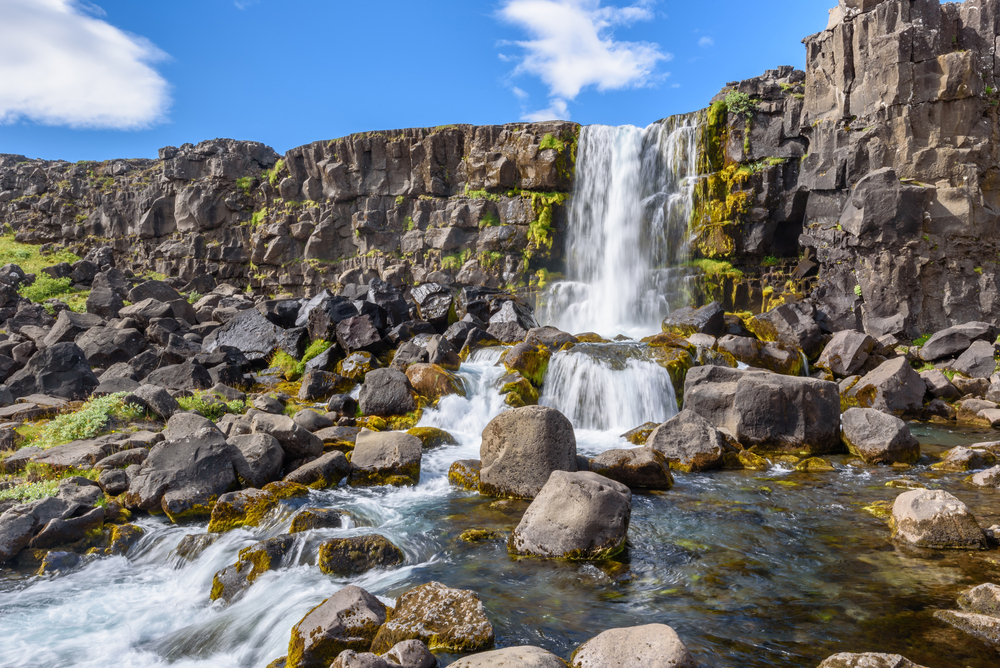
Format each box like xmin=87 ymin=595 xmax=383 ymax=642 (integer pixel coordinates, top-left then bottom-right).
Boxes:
xmin=356 ymin=416 xmax=388 ymax=431
xmin=211 ymin=534 xmax=295 ymax=604
xmin=448 ymin=460 xmax=481 ymax=490
xmin=772 ymin=455 xmax=801 ymax=465
xmin=500 ymin=372 xmax=539 ymax=407
xmin=886 ymin=479 xmax=926 ymax=490
xmin=406 ymin=364 xmax=464 ymax=402
xmin=641 ymin=332 xmax=695 ymax=352
xmin=207 ymin=488 xmax=279 ymax=533
xmin=337 ymin=352 xmax=379 ymax=381
xmin=262 ymin=481 xmax=310 ymax=500
xmin=575 ymin=333 xmax=607 ymax=343
xmin=619 ymin=422 xmax=658 ymax=445
xmin=744 ymin=315 xmax=780 ymax=344
xmin=407 ymin=427 xmax=458 ymax=449
xmin=795 ymin=457 xmax=835 ymax=472
xmin=369 ymin=581 xmax=495 ymax=654
xmin=385 ymin=410 xmax=422 ymax=431
xmin=737 ymin=450 xmax=770 ymax=470
xmin=863 ymin=500 xmax=894 ymax=521
xmin=317 ymin=534 xmax=405 ymax=576
xmin=501 ymin=342 xmax=551 ymax=387
xmin=89 ymin=523 xmax=145 ymax=556
xmin=646 ymin=346 xmax=695 ymax=404
xmin=289 ymin=508 xmax=354 ymax=534
xmin=460 ymin=529 xmax=506 ymax=543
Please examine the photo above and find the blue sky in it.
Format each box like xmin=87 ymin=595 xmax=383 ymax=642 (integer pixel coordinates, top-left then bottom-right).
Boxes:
xmin=0 ymin=0 xmax=835 ymax=162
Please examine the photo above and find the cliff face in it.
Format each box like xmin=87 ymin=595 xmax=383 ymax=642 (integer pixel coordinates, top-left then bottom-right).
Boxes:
xmin=702 ymin=0 xmax=1000 ymax=338
xmin=0 ymin=122 xmax=578 ymax=297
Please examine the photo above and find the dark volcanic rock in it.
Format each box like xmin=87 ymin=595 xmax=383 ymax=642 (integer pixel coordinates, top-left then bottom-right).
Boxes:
xmin=6 ymin=342 xmax=98 ymax=401
xmin=358 ymin=368 xmax=416 ymax=417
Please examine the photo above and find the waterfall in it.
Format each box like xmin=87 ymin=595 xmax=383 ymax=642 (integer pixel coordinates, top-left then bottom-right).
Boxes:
xmin=538 ymin=343 xmax=678 ymax=433
xmin=540 ymin=113 xmax=703 ymax=337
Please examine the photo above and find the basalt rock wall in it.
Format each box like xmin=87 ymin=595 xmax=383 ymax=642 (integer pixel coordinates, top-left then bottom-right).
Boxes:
xmin=699 ymin=0 xmax=1000 ymax=339
xmin=0 ymin=122 xmax=578 ymax=298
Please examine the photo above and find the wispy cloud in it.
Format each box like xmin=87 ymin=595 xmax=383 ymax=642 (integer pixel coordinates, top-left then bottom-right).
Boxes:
xmin=512 ymin=87 xmax=529 ymax=100
xmin=234 ymin=0 xmax=259 ymax=9
xmin=0 ymin=0 xmax=170 ymax=130
xmin=698 ymin=36 xmax=714 ymax=47
xmin=498 ymin=0 xmax=669 ymax=119
xmin=521 ymin=97 xmax=570 ymax=122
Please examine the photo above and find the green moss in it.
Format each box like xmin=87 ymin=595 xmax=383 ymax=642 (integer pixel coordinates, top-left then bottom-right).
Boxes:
xmin=176 ymin=393 xmax=246 ymax=421
xmin=525 ymin=191 xmax=567 ymax=259
xmin=269 ymin=350 xmax=301 ymax=381
xmin=539 ymin=133 xmax=565 ymax=151
xmin=236 ymin=176 xmax=253 ymax=194
xmin=20 ymin=273 xmax=73 ymax=303
xmin=460 ymin=529 xmax=505 ymax=542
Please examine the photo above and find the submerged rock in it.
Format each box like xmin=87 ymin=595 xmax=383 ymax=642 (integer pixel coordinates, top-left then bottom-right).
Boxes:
xmin=317 ymin=534 xmax=404 ymax=576
xmin=211 ymin=534 xmax=295 ymax=604
xmin=890 ymin=489 xmax=986 ymax=549
xmin=369 ymin=581 xmax=494 ymax=654
xmin=571 ymin=623 xmax=696 ymax=668
xmin=816 ymin=654 xmax=928 ymax=668
xmin=509 ymin=471 xmax=630 ymax=560
xmin=479 ymin=405 xmax=577 ymax=499
xmin=287 ymin=585 xmax=387 ymax=668
xmin=588 ymin=448 xmax=674 ymax=489
xmin=840 ymin=408 xmax=920 ymax=465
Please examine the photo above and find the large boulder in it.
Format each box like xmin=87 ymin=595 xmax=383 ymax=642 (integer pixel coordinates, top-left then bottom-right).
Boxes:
xmin=287 ymin=585 xmax=388 ymax=668
xmin=746 ymin=302 xmax=824 ymax=360
xmin=662 ymin=301 xmax=725 ymax=337
xmin=317 ymin=534 xmax=404 ymax=576
xmin=715 ymin=335 xmax=802 ymax=376
xmin=890 ymin=489 xmax=986 ymax=549
xmin=0 ymin=511 xmax=39 ymax=564
xmin=509 ymin=471 xmax=631 ymax=560
xmin=571 ymin=624 xmax=697 ymax=668
xmin=405 ymin=363 xmax=463 ymax=401
xmin=369 ymin=581 xmax=495 ymax=654
xmin=479 ymin=405 xmax=577 ymax=499
xmin=285 ymin=451 xmax=351 ymax=489
xmin=841 ymin=408 xmax=920 ymax=465
xmin=487 ymin=300 xmax=539 ymax=343
xmin=349 ymin=430 xmax=422 ymax=486
xmin=230 ymin=433 xmax=284 ymax=489
xmin=207 ymin=488 xmax=278 ymax=533
xmin=919 ymin=322 xmax=995 ymax=361
xmin=203 ymin=307 xmax=302 ymax=362
xmin=43 ymin=310 xmax=104 ymax=347
xmin=953 ymin=340 xmax=997 ymax=379
xmin=5 ymin=342 xmax=98 ymax=401
xmin=816 ymin=330 xmax=878 ymax=377
xmin=588 ymin=448 xmax=673 ymax=489
xmin=358 ymin=368 xmax=416 ymax=417
xmin=848 ymin=358 xmax=926 ymax=415
xmin=683 ymin=366 xmax=841 ymax=454
xmin=251 ymin=413 xmax=323 ymax=461
xmin=123 ymin=422 xmax=239 ymax=521
xmin=816 ymin=655 xmax=928 ymax=668
xmin=75 ymin=327 xmax=147 ymax=367
xmin=645 ymin=410 xmax=727 ymax=472
xmin=448 ymin=647 xmax=567 ymax=668
xmin=146 ymin=361 xmax=213 ymax=391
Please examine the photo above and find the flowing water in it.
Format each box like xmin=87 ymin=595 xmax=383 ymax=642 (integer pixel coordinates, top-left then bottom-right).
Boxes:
xmin=2 ymin=350 xmax=999 ymax=668
xmin=539 ymin=115 xmax=702 ymax=337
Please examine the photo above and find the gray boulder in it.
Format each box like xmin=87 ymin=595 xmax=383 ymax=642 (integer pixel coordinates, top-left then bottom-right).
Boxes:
xmin=285 ymin=451 xmax=351 ymax=489
xmin=920 ymin=322 xmax=995 ymax=362
xmin=448 ymin=647 xmax=566 ymax=668
xmin=287 ymin=585 xmax=388 ymax=668
xmin=891 ymin=489 xmax=986 ymax=549
xmin=86 ymin=287 xmax=124 ymax=319
xmin=43 ymin=310 xmax=104 ymax=347
xmin=479 ymin=405 xmax=577 ymax=499
xmin=841 ymin=408 xmax=920 ymax=465
xmin=487 ymin=300 xmax=539 ymax=343
xmin=571 ymin=624 xmax=697 ymax=668
xmin=816 ymin=330 xmax=878 ymax=376
xmin=588 ymin=448 xmax=673 ymax=489
xmin=919 ymin=368 xmax=960 ymax=400
xmin=369 ymin=581 xmax=494 ymax=654
xmin=662 ymin=301 xmax=725 ymax=337
xmin=75 ymin=327 xmax=147 ymax=367
xmin=358 ymin=368 xmax=416 ymax=417
xmin=349 ymin=430 xmax=422 ymax=487
xmin=847 ymin=358 xmax=925 ymax=416
xmin=509 ymin=471 xmax=631 ymax=560
xmin=330 ymin=652 xmax=387 ymax=668
xmin=146 ymin=361 xmax=213 ymax=391
xmin=0 ymin=511 xmax=38 ymax=563
xmin=683 ymin=365 xmax=841 ymax=454
xmin=953 ymin=340 xmax=997 ymax=379
xmin=968 ymin=465 xmax=1000 ymax=488
xmin=645 ymin=410 xmax=727 ymax=472
xmin=251 ymin=413 xmax=323 ymax=460
xmin=816 ymin=654 xmax=928 ymax=668
xmin=5 ymin=342 xmax=99 ymax=401
xmin=317 ymin=534 xmax=404 ymax=576
xmin=230 ymin=433 xmax=284 ymax=489
xmin=133 ymin=384 xmax=181 ymax=419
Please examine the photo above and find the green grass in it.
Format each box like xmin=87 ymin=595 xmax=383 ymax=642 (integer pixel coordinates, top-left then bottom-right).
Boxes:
xmin=913 ymin=334 xmax=931 ymax=347
xmin=686 ymin=259 xmax=744 ymax=279
xmin=761 ymin=255 xmax=781 ymax=267
xmin=21 ymin=273 xmax=72 ymax=302
xmin=27 ymin=392 xmax=148 ymax=450
xmin=479 ymin=211 xmax=500 ymax=228
xmin=236 ymin=176 xmax=253 ymax=194
xmin=268 ymin=340 xmax=333 ymax=381
xmin=177 ymin=394 xmax=246 ymax=421
xmin=539 ymin=133 xmax=566 ymax=151
xmin=0 ymin=479 xmax=60 ymax=503
xmin=0 ymin=232 xmax=79 ymax=276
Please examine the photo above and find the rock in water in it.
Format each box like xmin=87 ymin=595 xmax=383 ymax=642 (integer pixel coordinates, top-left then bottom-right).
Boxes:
xmin=211 ymin=534 xmax=295 ymax=604
xmin=448 ymin=647 xmax=567 ymax=668
xmin=890 ymin=489 xmax=986 ymax=549
xmin=287 ymin=585 xmax=388 ymax=668
xmin=285 ymin=451 xmax=351 ymax=489
xmin=349 ymin=430 xmax=422 ymax=486
xmin=588 ymin=448 xmax=673 ymax=489
xmin=358 ymin=368 xmax=417 ymax=417
xmin=479 ymin=405 xmax=577 ymax=499
xmin=571 ymin=624 xmax=697 ymax=668
xmin=207 ymin=488 xmax=278 ymax=533
xmin=683 ymin=365 xmax=841 ymax=454
xmin=380 ymin=640 xmax=437 ymax=668
xmin=847 ymin=358 xmax=925 ymax=416
xmin=645 ymin=410 xmax=727 ymax=472
xmin=816 ymin=654 xmax=929 ymax=668
xmin=509 ymin=471 xmax=630 ymax=560
xmin=369 ymin=581 xmax=494 ymax=654
xmin=840 ymin=408 xmax=920 ymax=464
xmin=317 ymin=535 xmax=404 ymax=576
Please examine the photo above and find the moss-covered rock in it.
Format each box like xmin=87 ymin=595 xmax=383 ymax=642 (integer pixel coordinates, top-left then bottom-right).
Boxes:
xmin=211 ymin=534 xmax=296 ymax=604
xmin=795 ymin=457 xmax=835 ymax=472
xmin=405 ymin=363 xmax=464 ymax=402
xmin=619 ymin=422 xmax=659 ymax=445
xmin=640 ymin=332 xmax=695 ymax=352
xmin=407 ymin=427 xmax=458 ymax=449
xmin=575 ymin=333 xmax=607 ymax=343
xmin=646 ymin=346 xmax=695 ymax=404
xmin=369 ymin=581 xmax=495 ymax=654
xmin=737 ymin=450 xmax=770 ymax=470
xmin=287 ymin=585 xmax=387 ymax=668
xmin=262 ymin=480 xmax=310 ymax=500
xmin=207 ymin=488 xmax=279 ymax=533
xmin=317 ymin=534 xmax=405 ymax=576
xmin=500 ymin=372 xmax=539 ymax=408
xmin=337 ymin=352 xmax=379 ymax=381
xmin=502 ymin=342 xmax=551 ymax=387
xmin=448 ymin=459 xmax=481 ymax=490
xmin=459 ymin=529 xmax=506 ymax=542
xmin=289 ymin=508 xmax=354 ymax=534
xmin=88 ymin=523 xmax=145 ymax=556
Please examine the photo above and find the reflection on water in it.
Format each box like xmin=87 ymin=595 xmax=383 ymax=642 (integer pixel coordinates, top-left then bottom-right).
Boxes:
xmin=1 ymin=354 xmax=999 ymax=668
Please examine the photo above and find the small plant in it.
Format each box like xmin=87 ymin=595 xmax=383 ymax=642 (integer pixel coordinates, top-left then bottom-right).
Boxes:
xmin=405 ymin=216 xmax=415 ymax=232
xmin=28 ymin=393 xmax=147 ymax=450
xmin=187 ymin=291 xmax=202 ymax=304
xmin=539 ymin=134 xmax=565 ymax=151
xmin=479 ymin=211 xmax=500 ymax=228
xmin=177 ymin=394 xmax=246 ymax=421
xmin=975 ymin=266 xmax=983 ymax=274
xmin=235 ymin=176 xmax=253 ymax=194
xmin=269 ymin=350 xmax=301 ymax=380
xmin=854 ymin=285 xmax=863 ymax=297
xmin=250 ymin=208 xmax=268 ymax=228
xmin=20 ymin=273 xmax=72 ymax=302
xmin=724 ymin=90 xmax=758 ymax=120
xmin=761 ymin=255 xmax=780 ymax=267
xmin=913 ymin=333 xmax=931 ymax=347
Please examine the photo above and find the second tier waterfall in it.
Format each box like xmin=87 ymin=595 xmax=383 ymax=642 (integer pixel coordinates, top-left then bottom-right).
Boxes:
xmin=540 ymin=113 xmax=703 ymax=337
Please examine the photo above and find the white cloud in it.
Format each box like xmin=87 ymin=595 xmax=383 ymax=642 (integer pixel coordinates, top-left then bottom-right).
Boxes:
xmin=521 ymin=97 xmax=570 ymax=122
xmin=698 ymin=36 xmax=714 ymax=47
xmin=512 ymin=86 xmax=529 ymax=100
xmin=0 ymin=0 xmax=170 ymax=130
xmin=499 ymin=0 xmax=669 ymax=100
xmin=234 ymin=0 xmax=259 ymax=9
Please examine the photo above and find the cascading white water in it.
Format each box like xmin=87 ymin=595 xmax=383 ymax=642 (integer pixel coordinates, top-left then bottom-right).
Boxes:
xmin=539 ymin=343 xmax=678 ymax=433
xmin=540 ymin=114 xmax=703 ymax=338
